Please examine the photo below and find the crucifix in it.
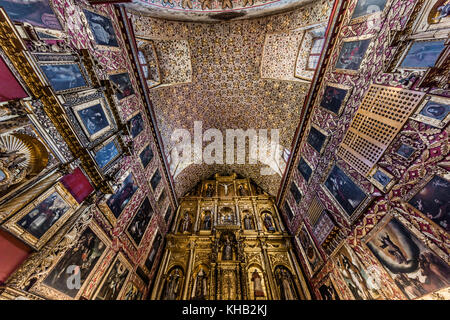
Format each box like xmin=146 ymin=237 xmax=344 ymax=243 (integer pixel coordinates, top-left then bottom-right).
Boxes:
xmin=219 ymin=183 xmax=232 ymax=196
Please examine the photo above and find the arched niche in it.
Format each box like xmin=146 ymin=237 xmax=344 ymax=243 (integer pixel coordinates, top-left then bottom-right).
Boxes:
xmin=190 ymin=264 xmax=209 ymax=300
xmin=247 ymin=264 xmax=268 ymax=300
xmin=218 ymin=206 xmax=235 ymax=225
xmin=161 ymin=266 xmax=184 ymax=300
xmin=242 ymin=210 xmax=255 ymax=230
xmin=273 ymin=265 xmax=299 ymax=300
xmin=260 ymin=210 xmax=276 ymax=232
xmin=178 ymin=210 xmax=193 ymax=233
xmin=219 ymin=231 xmax=236 ymax=261
xmin=199 ymin=210 xmax=212 ymax=231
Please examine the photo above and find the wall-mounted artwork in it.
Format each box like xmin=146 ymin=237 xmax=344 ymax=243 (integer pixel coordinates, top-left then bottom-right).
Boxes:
xmin=306 ymin=125 xmax=329 ymax=154
xmin=126 ymin=197 xmax=153 ymax=248
xmin=0 ymin=0 xmax=62 ymax=30
xmin=109 ymin=72 xmax=135 ymax=100
xmin=350 ymin=0 xmax=388 ymax=22
xmin=93 ymin=137 xmax=121 ymax=170
xmin=290 ymin=182 xmax=302 ymax=204
xmin=296 ymin=224 xmax=323 ymax=276
xmin=139 ymin=144 xmax=153 ymax=169
xmin=150 ymin=169 xmax=161 ymax=190
xmin=128 ymin=112 xmax=144 ymax=138
xmin=368 ymin=166 xmax=396 ymax=193
xmin=318 ymin=275 xmax=341 ymax=300
xmin=322 ymin=163 xmax=370 ymax=223
xmin=93 ymin=253 xmax=132 ymax=300
xmin=319 ymin=83 xmax=352 ymax=116
xmin=83 ymin=9 xmax=119 ymax=49
xmin=121 ymin=273 xmax=146 ymax=300
xmin=144 ymin=232 xmax=162 ymax=273
xmin=395 ymin=143 xmax=417 ymax=160
xmin=398 ymin=39 xmax=446 ymax=70
xmin=74 ymin=100 xmax=111 ymax=140
xmin=0 ymin=56 xmax=28 ymax=102
xmin=335 ymin=37 xmax=372 ymax=73
xmin=39 ymin=63 xmax=90 ymax=94
xmin=364 ymin=212 xmax=450 ymax=299
xmin=297 ymin=157 xmax=313 ymax=183
xmin=410 ymin=95 xmax=450 ymax=129
xmin=284 ymin=201 xmax=294 ymax=221
xmin=404 ymin=173 xmax=450 ymax=232
xmin=3 ymin=182 xmax=78 ymax=250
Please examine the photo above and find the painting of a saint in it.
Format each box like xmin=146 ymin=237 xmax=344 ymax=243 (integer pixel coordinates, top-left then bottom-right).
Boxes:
xmin=145 ymin=233 xmax=162 ymax=271
xmin=127 ymin=197 xmax=153 ymax=247
xmin=139 ymin=145 xmax=153 ymax=169
xmin=297 ymin=157 xmax=313 ymax=183
xmin=320 ymin=85 xmax=348 ymax=115
xmin=83 ymin=9 xmax=119 ymax=47
xmin=400 ymin=40 xmax=446 ymax=69
xmin=324 ymin=164 xmax=367 ymax=217
xmin=318 ymin=277 xmax=340 ymax=300
xmin=290 ymin=182 xmax=302 ymax=204
xmin=351 ymin=0 xmax=388 ymax=19
xmin=419 ymin=100 xmax=449 ymax=121
xmin=40 ymin=64 xmax=87 ymax=93
xmin=335 ymin=39 xmax=371 ymax=71
xmin=150 ymin=169 xmax=161 ymax=190
xmin=307 ymin=126 xmax=327 ymax=153
xmin=128 ymin=113 xmax=144 ymax=138
xmin=365 ymin=215 xmax=450 ymax=299
xmin=0 ymin=0 xmax=62 ymax=30
xmin=395 ymin=143 xmax=416 ymax=159
xmin=0 ymin=57 xmax=28 ymax=102
xmin=109 ymin=73 xmax=135 ymax=100
xmin=372 ymin=169 xmax=393 ymax=188
xmin=17 ymin=192 xmax=70 ymax=239
xmin=94 ymin=141 xmax=119 ymax=169
xmin=297 ymin=225 xmax=323 ymax=274
xmin=408 ymin=175 xmax=450 ymax=232
xmin=123 ymin=283 xmax=143 ymax=300
xmin=95 ymin=258 xmax=130 ymax=300
xmin=106 ymin=173 xmax=138 ymax=218
xmin=43 ymin=227 xmax=106 ymax=298
xmin=77 ymin=103 xmax=109 ymax=136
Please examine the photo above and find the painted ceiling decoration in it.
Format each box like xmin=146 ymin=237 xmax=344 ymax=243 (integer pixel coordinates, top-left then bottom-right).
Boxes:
xmin=128 ymin=0 xmax=333 ymax=198
xmin=124 ymin=0 xmax=314 ymax=22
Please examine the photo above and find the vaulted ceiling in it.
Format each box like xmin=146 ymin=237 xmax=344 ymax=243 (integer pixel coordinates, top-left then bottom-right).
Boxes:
xmin=127 ymin=0 xmax=332 ymax=198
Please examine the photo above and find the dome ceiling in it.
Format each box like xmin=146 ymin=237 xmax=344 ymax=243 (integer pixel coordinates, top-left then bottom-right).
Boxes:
xmin=124 ymin=0 xmax=314 ymax=22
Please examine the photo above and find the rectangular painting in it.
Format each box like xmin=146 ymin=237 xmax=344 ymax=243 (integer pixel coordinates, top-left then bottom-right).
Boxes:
xmin=317 ymin=275 xmax=340 ymax=300
xmin=106 ymin=172 xmax=138 ymax=219
xmin=319 ymin=83 xmax=351 ymax=116
xmin=296 ymin=224 xmax=323 ymax=276
xmin=150 ymin=169 xmax=161 ymax=190
xmin=351 ymin=0 xmax=388 ymax=20
xmin=83 ymin=9 xmax=119 ymax=48
xmin=333 ymin=242 xmax=385 ymax=300
xmin=306 ymin=125 xmax=329 ymax=154
xmin=297 ymin=157 xmax=313 ymax=183
xmin=368 ymin=166 xmax=395 ymax=193
xmin=144 ymin=232 xmax=162 ymax=273
xmin=0 ymin=56 xmax=27 ymax=102
xmin=126 ymin=197 xmax=153 ymax=248
xmin=93 ymin=137 xmax=120 ymax=170
xmin=406 ymin=174 xmax=450 ymax=232
xmin=410 ymin=95 xmax=450 ymax=129
xmin=120 ymin=273 xmax=146 ymax=300
xmin=139 ymin=144 xmax=153 ymax=169
xmin=284 ymin=202 xmax=294 ymax=221
xmin=93 ymin=253 xmax=132 ymax=300
xmin=399 ymin=39 xmax=446 ymax=69
xmin=72 ymin=98 xmax=113 ymax=142
xmin=164 ymin=207 xmax=172 ymax=223
xmin=364 ymin=212 xmax=450 ymax=299
xmin=323 ymin=164 xmax=368 ymax=221
xmin=109 ymin=73 xmax=135 ymax=100
xmin=395 ymin=143 xmax=416 ymax=160
xmin=335 ymin=38 xmax=371 ymax=72
xmin=290 ymin=182 xmax=302 ymax=204
xmin=3 ymin=183 xmax=78 ymax=249
xmin=0 ymin=0 xmax=62 ymax=30
xmin=39 ymin=223 xmax=109 ymax=299
xmin=39 ymin=63 xmax=89 ymax=94
xmin=128 ymin=112 xmax=144 ymax=138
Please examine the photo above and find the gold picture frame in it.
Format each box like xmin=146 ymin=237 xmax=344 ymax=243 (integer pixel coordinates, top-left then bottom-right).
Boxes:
xmin=395 ymin=37 xmax=449 ymax=71
xmin=333 ymin=34 xmax=373 ymax=75
xmin=2 ymin=182 xmax=79 ymax=250
xmin=410 ymin=94 xmax=450 ymax=129
xmin=367 ymin=165 xmax=396 ymax=193
xmin=318 ymin=82 xmax=353 ymax=117
xmin=90 ymin=134 xmax=122 ymax=173
xmin=306 ymin=124 xmax=330 ymax=155
xmin=81 ymin=7 xmax=121 ymax=52
xmin=349 ymin=0 xmax=393 ymax=25
xmin=125 ymin=195 xmax=154 ymax=249
xmin=119 ymin=273 xmax=147 ymax=300
xmin=295 ymin=222 xmax=324 ymax=277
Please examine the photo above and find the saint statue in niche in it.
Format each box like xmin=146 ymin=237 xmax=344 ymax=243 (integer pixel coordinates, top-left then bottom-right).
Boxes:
xmin=277 ymin=267 xmax=297 ymax=300
xmin=163 ymin=268 xmax=182 ymax=300
xmin=244 ymin=213 xmax=254 ymax=230
xmin=222 ymin=238 xmax=233 ymax=260
xmin=238 ymin=184 xmax=248 ymax=196
xmin=263 ymin=213 xmax=275 ymax=232
xmin=251 ymin=269 xmax=265 ymax=297
xmin=192 ymin=268 xmax=208 ymax=300
xmin=202 ymin=211 xmax=211 ymax=230
xmin=180 ymin=211 xmax=191 ymax=233
xmin=205 ymin=184 xmax=215 ymax=197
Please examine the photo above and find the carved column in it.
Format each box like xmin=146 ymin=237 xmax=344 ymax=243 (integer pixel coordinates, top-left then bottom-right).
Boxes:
xmin=234 ymin=198 xmax=240 ymax=226
xmin=182 ymin=240 xmax=196 ymax=299
xmin=252 ymin=199 xmax=263 ymax=231
xmin=194 ymin=199 xmax=201 ymax=232
xmin=272 ymin=201 xmax=286 ymax=232
xmin=260 ymin=239 xmax=278 ymax=299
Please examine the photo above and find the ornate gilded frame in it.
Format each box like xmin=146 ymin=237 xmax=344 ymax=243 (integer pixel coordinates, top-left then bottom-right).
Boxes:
xmin=125 ymin=195 xmax=154 ymax=249
xmin=2 ymin=182 xmax=78 ymax=250
xmin=90 ymin=134 xmax=122 ymax=174
xmin=28 ymin=220 xmax=112 ymax=300
xmin=306 ymin=123 xmax=330 ymax=155
xmin=80 ymin=7 xmax=121 ymax=52
xmin=333 ymin=34 xmax=373 ymax=75
xmin=295 ymin=222 xmax=324 ymax=277
xmin=316 ymin=273 xmax=342 ymax=300
xmin=119 ymin=272 xmax=147 ymax=300
xmin=321 ymin=162 xmax=373 ymax=225
xmin=318 ymin=82 xmax=353 ymax=117
xmin=91 ymin=251 xmax=133 ymax=300
xmin=348 ymin=0 xmax=394 ymax=25
xmin=367 ymin=165 xmax=396 ymax=193
xmin=410 ymin=94 xmax=450 ymax=129
xmin=108 ymin=69 xmax=135 ymax=102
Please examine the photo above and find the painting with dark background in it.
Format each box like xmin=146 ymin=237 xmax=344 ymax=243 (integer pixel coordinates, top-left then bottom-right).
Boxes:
xmin=94 ymin=141 xmax=119 ymax=169
xmin=320 ymin=85 xmax=348 ymax=115
xmin=335 ymin=39 xmax=371 ymax=71
xmin=150 ymin=169 xmax=161 ymax=190
xmin=109 ymin=73 xmax=135 ymax=100
xmin=40 ymin=64 xmax=87 ymax=93
xmin=400 ymin=40 xmax=446 ymax=69
xmin=307 ymin=126 xmax=327 ymax=153
xmin=83 ymin=9 xmax=119 ymax=47
xmin=95 ymin=259 xmax=129 ymax=300
xmin=351 ymin=0 xmax=388 ymax=19
xmin=128 ymin=113 xmax=144 ymax=138
xmin=139 ymin=145 xmax=154 ymax=169
xmin=127 ymin=197 xmax=153 ymax=246
xmin=297 ymin=158 xmax=312 ymax=183
xmin=107 ymin=173 xmax=138 ymax=218
xmin=0 ymin=0 xmax=62 ymax=30
xmin=145 ymin=233 xmax=162 ymax=271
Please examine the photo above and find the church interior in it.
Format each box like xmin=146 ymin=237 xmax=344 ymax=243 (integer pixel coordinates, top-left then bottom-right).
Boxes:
xmin=0 ymin=0 xmax=448 ymax=301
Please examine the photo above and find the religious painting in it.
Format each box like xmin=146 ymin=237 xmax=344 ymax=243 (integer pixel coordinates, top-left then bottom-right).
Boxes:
xmin=350 ymin=0 xmax=388 ymax=23
xmin=92 ymin=136 xmax=121 ymax=171
xmin=363 ymin=212 xmax=450 ymax=299
xmin=126 ymin=197 xmax=153 ymax=248
xmin=333 ymin=242 xmax=385 ymax=300
xmin=404 ymin=173 xmax=450 ymax=232
xmin=319 ymin=83 xmax=352 ymax=116
xmin=398 ymin=39 xmax=446 ymax=69
xmin=410 ymin=95 xmax=450 ymax=129
xmin=297 ymin=157 xmax=313 ymax=183
xmin=290 ymin=181 xmax=302 ymax=204
xmin=322 ymin=163 xmax=370 ymax=223
xmin=296 ymin=224 xmax=323 ymax=276
xmin=0 ymin=0 xmax=62 ymax=30
xmin=150 ymin=169 xmax=161 ymax=191
xmin=274 ymin=266 xmax=299 ymax=300
xmin=139 ymin=144 xmax=153 ymax=169
xmin=334 ymin=37 xmax=372 ymax=73
xmin=368 ymin=166 xmax=396 ymax=193
xmin=120 ymin=273 xmax=146 ymax=300
xmin=93 ymin=253 xmax=132 ymax=300
xmin=128 ymin=112 xmax=144 ymax=138
xmin=144 ymin=232 xmax=162 ymax=273
xmin=39 ymin=63 xmax=90 ymax=94
xmin=164 ymin=206 xmax=172 ymax=223
xmin=0 ymin=56 xmax=28 ymax=102
xmin=109 ymin=72 xmax=135 ymax=100
xmin=83 ymin=9 xmax=119 ymax=49
xmin=395 ymin=143 xmax=416 ymax=160
xmin=412 ymin=0 xmax=450 ymax=33
xmin=306 ymin=125 xmax=329 ymax=154
xmin=317 ymin=275 xmax=341 ymax=300
xmin=284 ymin=202 xmax=294 ymax=221
xmin=3 ymin=182 xmax=78 ymax=249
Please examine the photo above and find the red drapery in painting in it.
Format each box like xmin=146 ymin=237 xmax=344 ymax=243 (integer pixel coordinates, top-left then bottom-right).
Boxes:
xmin=60 ymin=168 xmax=94 ymax=203
xmin=0 ymin=57 xmax=28 ymax=103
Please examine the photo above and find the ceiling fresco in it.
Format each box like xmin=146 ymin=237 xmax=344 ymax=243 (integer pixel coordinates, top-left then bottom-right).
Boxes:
xmin=129 ymin=0 xmax=333 ymax=198
xmin=124 ymin=0 xmax=314 ymax=22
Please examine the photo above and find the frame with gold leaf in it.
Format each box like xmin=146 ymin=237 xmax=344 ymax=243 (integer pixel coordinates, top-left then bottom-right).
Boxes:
xmin=119 ymin=272 xmax=147 ymax=300
xmin=333 ymin=34 xmax=373 ymax=75
xmin=410 ymin=94 xmax=450 ymax=129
